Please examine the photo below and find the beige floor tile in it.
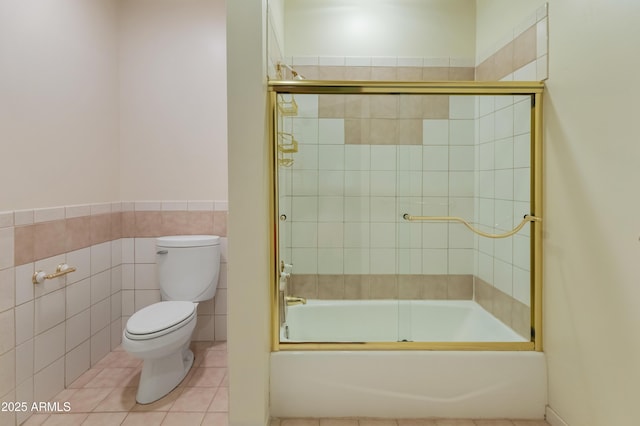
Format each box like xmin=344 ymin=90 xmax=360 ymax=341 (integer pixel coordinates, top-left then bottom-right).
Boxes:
xmin=170 ymin=387 xmax=215 ymax=412
xmin=121 ymin=411 xmax=167 ymax=425
xmin=178 ymin=366 xmax=197 ymax=388
xmin=161 ymin=411 xmax=205 ymax=425
xmin=93 ymin=387 xmax=138 ymax=412
xmin=209 ymin=341 xmax=227 ymax=351
xmin=51 ymin=388 xmax=77 ymax=403
xmin=192 ymin=345 xmax=224 ymax=368
xmin=281 ymin=419 xmax=320 ymax=426
xmin=65 ymin=388 xmax=112 ymax=413
xmin=358 ymin=420 xmax=398 ymax=426
xmin=68 ymin=369 xmax=101 ymax=389
xmin=208 ymin=387 xmax=228 ymax=412
xmin=81 ymin=412 xmax=128 ymax=425
xmin=94 ymin=350 xmax=142 ymax=368
xmin=435 ymin=421 xmax=476 ymax=426
xmin=397 ymin=420 xmax=438 ymax=426
xmin=320 ymin=419 xmax=359 ymax=426
xmin=192 ymin=351 xmax=206 ymax=368
xmin=0 ymin=410 xmax=16 ymax=426
xmin=131 ymin=387 xmax=183 ymax=412
xmin=203 ymin=412 xmax=229 ymax=426
xmin=42 ymin=413 xmax=88 ymax=425
xmin=22 ymin=413 xmax=50 ymax=425
xmin=186 ymin=367 xmax=226 ymax=387
xmin=201 ymin=350 xmax=227 ymax=367
xmin=84 ymin=368 xmax=140 ymax=388
xmin=512 ymin=421 xmax=550 ymax=426
xmin=474 ymin=420 xmax=515 ymax=426
xmin=190 ymin=341 xmax=218 ymax=352
xmin=123 ymin=369 xmax=142 ymax=388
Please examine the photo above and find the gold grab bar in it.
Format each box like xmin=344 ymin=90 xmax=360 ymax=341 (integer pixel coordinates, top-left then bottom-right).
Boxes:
xmin=402 ymin=213 xmax=541 ymax=239
xmin=32 ymin=264 xmax=77 ymax=284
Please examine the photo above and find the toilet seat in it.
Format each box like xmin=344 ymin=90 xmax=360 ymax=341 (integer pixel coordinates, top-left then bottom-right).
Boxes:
xmin=125 ymin=301 xmax=196 ymax=341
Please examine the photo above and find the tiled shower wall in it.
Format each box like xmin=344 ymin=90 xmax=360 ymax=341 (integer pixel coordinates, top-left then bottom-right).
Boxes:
xmin=278 ymin=90 xmax=531 ymax=337
xmin=279 ymin=94 xmax=477 ymax=276
xmin=476 ymin=4 xmax=548 ymax=82
xmin=276 ymin=7 xmax=546 ymax=338
xmin=0 ymin=201 xmax=227 ymax=425
xmin=475 ymin=95 xmax=532 ymax=308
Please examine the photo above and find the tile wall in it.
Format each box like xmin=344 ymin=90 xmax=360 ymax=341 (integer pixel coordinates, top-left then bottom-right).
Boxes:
xmin=279 ymin=93 xmax=477 ymax=280
xmin=474 ymin=95 xmax=532 ymax=308
xmin=275 ymin=7 xmax=547 ymax=340
xmin=289 ymin=57 xmax=475 ymax=82
xmin=290 ymin=274 xmax=473 ymax=301
xmin=476 ymin=4 xmax=548 ymax=82
xmin=278 ymin=92 xmax=532 ymax=337
xmin=0 ymin=201 xmax=227 ymax=425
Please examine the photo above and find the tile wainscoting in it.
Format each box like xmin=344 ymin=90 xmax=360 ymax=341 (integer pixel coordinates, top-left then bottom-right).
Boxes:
xmin=0 ymin=201 xmax=228 ymax=425
xmin=289 ymin=274 xmax=474 ymax=300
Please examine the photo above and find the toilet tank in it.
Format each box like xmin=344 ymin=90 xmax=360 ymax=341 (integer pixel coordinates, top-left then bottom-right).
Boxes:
xmin=156 ymin=235 xmax=221 ymax=302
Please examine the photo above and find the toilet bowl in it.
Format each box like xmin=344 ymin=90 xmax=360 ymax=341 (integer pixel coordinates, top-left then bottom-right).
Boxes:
xmin=122 ymin=235 xmax=220 ymax=404
xmin=122 ymin=301 xmax=198 ymax=404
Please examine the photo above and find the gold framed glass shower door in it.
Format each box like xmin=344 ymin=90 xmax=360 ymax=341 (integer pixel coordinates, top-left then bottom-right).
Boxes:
xmin=269 ymin=81 xmax=544 ymax=352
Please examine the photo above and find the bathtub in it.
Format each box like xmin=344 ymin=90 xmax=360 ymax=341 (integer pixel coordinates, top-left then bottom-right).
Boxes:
xmin=281 ymin=299 xmax=527 ymax=343
xmin=271 ymin=299 xmax=547 ymax=419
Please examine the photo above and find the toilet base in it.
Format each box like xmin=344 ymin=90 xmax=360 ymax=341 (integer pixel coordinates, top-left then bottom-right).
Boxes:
xmin=135 ymin=341 xmax=194 ymax=404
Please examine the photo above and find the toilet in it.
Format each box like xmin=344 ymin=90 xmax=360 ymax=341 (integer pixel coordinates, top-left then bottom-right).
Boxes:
xmin=122 ymin=235 xmax=221 ymax=404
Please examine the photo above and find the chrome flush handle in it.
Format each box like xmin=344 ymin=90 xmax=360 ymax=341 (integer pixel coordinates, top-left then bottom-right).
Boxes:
xmin=157 ymin=250 xmax=168 ymax=255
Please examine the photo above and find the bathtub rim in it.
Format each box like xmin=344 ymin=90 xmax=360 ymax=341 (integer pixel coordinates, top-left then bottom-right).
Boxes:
xmin=280 ymin=299 xmax=530 ymax=349
xmin=276 ymin=341 xmax=534 ymax=351
xmin=276 ymin=299 xmax=535 ymax=351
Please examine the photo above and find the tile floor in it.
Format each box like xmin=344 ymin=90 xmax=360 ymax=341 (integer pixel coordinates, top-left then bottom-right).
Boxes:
xmin=20 ymin=343 xmax=550 ymax=426
xmin=22 ymin=341 xmax=228 ymax=426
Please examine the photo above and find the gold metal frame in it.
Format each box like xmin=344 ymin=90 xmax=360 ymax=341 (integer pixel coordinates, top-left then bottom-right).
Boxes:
xmin=402 ymin=214 xmax=541 ymax=239
xmin=268 ymin=80 xmax=544 ymax=352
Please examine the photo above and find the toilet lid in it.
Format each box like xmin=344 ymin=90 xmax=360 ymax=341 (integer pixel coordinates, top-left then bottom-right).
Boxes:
xmin=126 ymin=301 xmax=196 ymax=335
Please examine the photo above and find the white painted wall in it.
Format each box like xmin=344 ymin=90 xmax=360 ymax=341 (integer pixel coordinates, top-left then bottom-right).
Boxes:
xmin=119 ymin=0 xmax=228 ymax=202
xmin=0 ymin=0 xmax=227 ymax=211
xmin=475 ymin=0 xmax=547 ymax=56
xmin=543 ymin=1 xmax=640 ymax=425
xmin=0 ymin=0 xmax=120 ymax=211
xmin=226 ymin=0 xmax=272 ymax=425
xmin=269 ymin=0 xmax=286 ymax=55
xmin=284 ymin=0 xmax=476 ymax=59
xmin=478 ymin=1 xmax=640 ymax=423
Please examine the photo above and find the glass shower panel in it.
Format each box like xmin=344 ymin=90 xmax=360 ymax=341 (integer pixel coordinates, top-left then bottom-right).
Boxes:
xmin=276 ymin=92 xmax=402 ymax=343
xmin=276 ymin=91 xmax=534 ymax=344
xmin=394 ymin=94 xmax=478 ymax=342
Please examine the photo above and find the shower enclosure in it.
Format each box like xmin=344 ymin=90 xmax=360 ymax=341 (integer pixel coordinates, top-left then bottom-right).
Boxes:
xmin=270 ymin=80 xmax=543 ymax=351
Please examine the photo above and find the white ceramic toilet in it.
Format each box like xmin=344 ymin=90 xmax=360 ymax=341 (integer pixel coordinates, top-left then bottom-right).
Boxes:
xmin=122 ymin=235 xmax=220 ymax=404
